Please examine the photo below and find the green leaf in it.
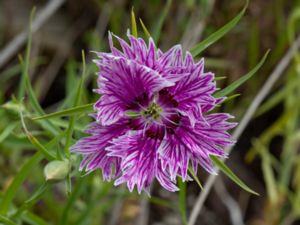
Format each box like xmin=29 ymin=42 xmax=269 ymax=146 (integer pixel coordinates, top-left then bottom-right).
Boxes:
xmin=253 ymin=140 xmax=278 ymax=204
xmin=0 ymin=122 xmax=17 ymax=143
xmin=12 ymin=182 xmax=50 ymax=219
xmin=210 ymin=155 xmax=259 ymax=195
xmin=20 ymin=107 xmax=56 ymax=161
xmin=131 ymin=7 xmax=138 ymax=37
xmin=214 ymin=50 xmax=270 ymax=98
xmin=0 ymin=152 xmax=43 ymax=215
xmin=64 ymin=50 xmax=86 ymax=158
xmin=139 ymin=18 xmax=151 ymax=39
xmin=222 ymin=93 xmax=241 ymax=103
xmin=151 ymin=0 xmax=172 ymax=43
xmin=22 ymin=211 xmax=49 ymax=225
xmin=0 ymin=215 xmax=17 ymax=225
xmin=214 ymin=76 xmax=227 ymax=81
xmin=255 ymin=70 xmax=299 ymax=117
xmin=147 ymin=197 xmax=174 ymax=209
xmin=188 ymin=167 xmax=203 ymax=190
xmin=59 ymin=175 xmax=87 ymax=225
xmin=18 ymin=7 xmax=35 ymax=100
xmin=32 ymin=103 xmax=93 ymax=121
xmin=190 ymin=0 xmax=248 ymax=57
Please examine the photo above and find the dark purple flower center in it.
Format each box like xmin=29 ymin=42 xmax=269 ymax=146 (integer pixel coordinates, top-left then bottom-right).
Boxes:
xmin=126 ymin=89 xmax=182 ymax=140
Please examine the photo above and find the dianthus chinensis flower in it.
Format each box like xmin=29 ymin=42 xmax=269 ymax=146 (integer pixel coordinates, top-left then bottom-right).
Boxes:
xmin=71 ymin=32 xmax=237 ymax=194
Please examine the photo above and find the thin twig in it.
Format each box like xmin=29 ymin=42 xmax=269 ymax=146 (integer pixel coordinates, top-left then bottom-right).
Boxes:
xmin=0 ymin=0 xmax=65 ymax=68
xmin=188 ymin=33 xmax=300 ymax=225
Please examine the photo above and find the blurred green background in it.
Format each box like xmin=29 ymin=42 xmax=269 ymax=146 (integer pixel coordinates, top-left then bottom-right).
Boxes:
xmin=0 ymin=0 xmax=300 ymax=224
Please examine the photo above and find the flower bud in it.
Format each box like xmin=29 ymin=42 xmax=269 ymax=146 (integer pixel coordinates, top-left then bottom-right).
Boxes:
xmin=44 ymin=160 xmax=70 ymax=182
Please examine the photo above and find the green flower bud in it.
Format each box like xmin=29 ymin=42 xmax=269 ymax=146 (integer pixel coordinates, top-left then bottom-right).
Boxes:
xmin=44 ymin=160 xmax=70 ymax=182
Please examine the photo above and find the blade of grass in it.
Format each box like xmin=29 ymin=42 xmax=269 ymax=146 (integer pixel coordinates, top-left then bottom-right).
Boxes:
xmin=20 ymin=106 xmax=56 ymax=161
xmin=253 ymin=140 xmax=278 ymax=204
xmin=214 ymin=50 xmax=270 ymax=98
xmin=0 ymin=152 xmax=42 ymax=215
xmin=22 ymin=211 xmax=49 ymax=225
xmin=66 ymin=59 xmax=77 ymax=96
xmin=64 ymin=50 xmax=86 ymax=158
xmin=214 ymin=76 xmax=227 ymax=81
xmin=59 ymin=176 xmax=87 ymax=225
xmin=63 ymin=50 xmax=86 ymax=195
xmin=18 ymin=7 xmax=35 ymax=100
xmin=131 ymin=7 xmax=138 ymax=37
xmin=222 ymin=93 xmax=241 ymax=103
xmin=151 ymin=0 xmax=172 ymax=43
xmin=0 ymin=215 xmax=18 ymax=225
xmin=0 ymin=122 xmax=17 ymax=143
xmin=255 ymin=80 xmax=298 ymax=117
xmin=147 ymin=197 xmax=175 ymax=209
xmin=13 ymin=182 xmax=50 ymax=218
xmin=190 ymin=0 xmax=248 ymax=57
xmin=188 ymin=167 xmax=203 ymax=190
xmin=32 ymin=103 xmax=93 ymax=121
xmin=139 ymin=19 xmax=151 ymax=39
xmin=210 ymin=155 xmax=259 ymax=195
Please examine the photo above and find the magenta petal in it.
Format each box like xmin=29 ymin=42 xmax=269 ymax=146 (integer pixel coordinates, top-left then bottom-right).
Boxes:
xmin=70 ymin=120 xmax=128 ymax=180
xmin=107 ymin=131 xmax=178 ymax=193
xmin=94 ymin=55 xmax=174 ymax=125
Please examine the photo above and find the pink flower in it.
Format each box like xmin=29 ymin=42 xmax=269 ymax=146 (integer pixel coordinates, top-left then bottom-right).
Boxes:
xmin=71 ymin=33 xmax=237 ymax=194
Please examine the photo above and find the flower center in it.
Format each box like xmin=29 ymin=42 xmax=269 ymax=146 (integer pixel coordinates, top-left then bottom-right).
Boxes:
xmin=141 ymin=102 xmax=163 ymax=120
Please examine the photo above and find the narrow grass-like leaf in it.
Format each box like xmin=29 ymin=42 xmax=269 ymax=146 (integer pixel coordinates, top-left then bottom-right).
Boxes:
xmin=190 ymin=0 xmax=248 ymax=57
xmin=222 ymin=93 xmax=241 ymax=103
xmin=59 ymin=176 xmax=87 ymax=225
xmin=0 ymin=152 xmax=42 ymax=215
xmin=13 ymin=182 xmax=50 ymax=219
xmin=18 ymin=57 xmax=60 ymax=136
xmin=22 ymin=212 xmax=49 ymax=225
xmin=0 ymin=215 xmax=17 ymax=225
xmin=188 ymin=167 xmax=203 ymax=190
xmin=20 ymin=107 xmax=56 ymax=161
xmin=66 ymin=59 xmax=78 ymax=96
xmin=32 ymin=103 xmax=93 ymax=121
xmin=214 ymin=76 xmax=227 ymax=81
xmin=246 ymin=111 xmax=291 ymax=163
xmin=0 ymin=122 xmax=17 ymax=143
xmin=214 ymin=50 xmax=270 ymax=98
xmin=253 ymin=140 xmax=278 ymax=204
xmin=151 ymin=0 xmax=172 ymax=43
xmin=63 ymin=51 xmax=86 ymax=195
xmin=18 ymin=7 xmax=35 ymax=100
xmin=131 ymin=7 xmax=138 ymax=37
xmin=210 ymin=155 xmax=259 ymax=195
xmin=178 ymin=179 xmax=188 ymax=225
xmin=64 ymin=50 xmax=86 ymax=157
xmin=255 ymin=79 xmax=298 ymax=117
xmin=147 ymin=197 xmax=174 ymax=209
xmin=139 ymin=19 xmax=151 ymax=39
